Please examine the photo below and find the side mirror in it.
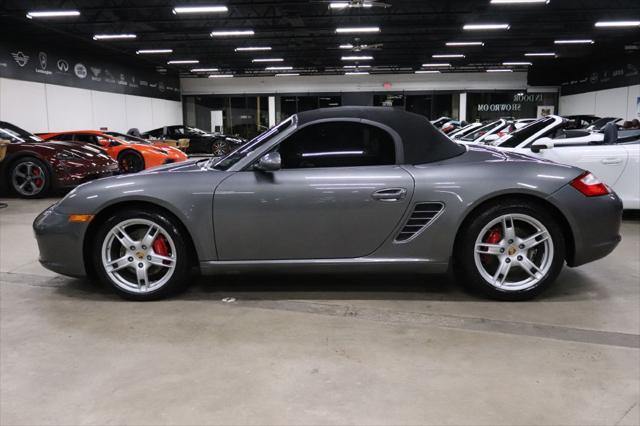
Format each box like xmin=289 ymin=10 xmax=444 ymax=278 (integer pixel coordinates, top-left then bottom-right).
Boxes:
xmin=530 ymin=137 xmax=554 ymax=153
xmin=253 ymin=152 xmax=281 ymax=172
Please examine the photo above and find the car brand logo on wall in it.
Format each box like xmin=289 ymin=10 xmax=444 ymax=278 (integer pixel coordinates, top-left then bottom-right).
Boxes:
xmin=38 ymin=52 xmax=47 ymax=69
xmin=90 ymin=67 xmax=102 ymax=81
xmin=57 ymin=59 xmax=69 ymax=72
xmin=74 ymin=63 xmax=88 ymax=79
xmin=11 ymin=51 xmax=29 ymax=67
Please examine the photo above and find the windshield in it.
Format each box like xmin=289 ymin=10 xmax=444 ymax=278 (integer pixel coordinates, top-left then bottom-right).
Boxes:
xmin=0 ymin=122 xmax=43 ymax=143
xmin=106 ymin=132 xmax=150 ymax=144
xmin=210 ymin=117 xmax=294 ymax=170
xmin=496 ymin=116 xmax=556 ymax=148
xmin=185 ymin=126 xmax=208 ymax=135
xmin=460 ymin=120 xmax=501 ymax=142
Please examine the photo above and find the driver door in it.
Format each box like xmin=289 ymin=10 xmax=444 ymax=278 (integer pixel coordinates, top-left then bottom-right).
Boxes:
xmin=213 ymin=120 xmax=415 ymax=260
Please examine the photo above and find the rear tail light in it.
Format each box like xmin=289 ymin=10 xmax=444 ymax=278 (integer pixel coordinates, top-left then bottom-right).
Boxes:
xmin=570 ymin=171 xmax=611 ymax=197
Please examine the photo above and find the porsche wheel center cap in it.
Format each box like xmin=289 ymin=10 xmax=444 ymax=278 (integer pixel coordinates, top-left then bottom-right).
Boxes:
xmin=135 ymin=251 xmax=145 ymax=259
xmin=507 ymin=246 xmax=517 ymax=256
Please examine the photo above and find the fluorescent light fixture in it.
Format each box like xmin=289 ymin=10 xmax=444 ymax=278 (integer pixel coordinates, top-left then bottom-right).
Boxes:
xmin=235 ymin=46 xmax=271 ymax=51
xmin=172 ymin=5 xmax=228 ymax=14
xmin=266 ymin=66 xmax=293 ymax=70
xmin=345 ymin=72 xmax=369 ymax=75
xmin=415 ymin=70 xmax=441 ymax=74
xmin=463 ymin=23 xmax=510 ymax=30
xmin=26 ymin=10 xmax=80 ymax=19
xmin=487 ymin=69 xmax=513 ymax=72
xmin=341 ymin=56 xmax=373 ymax=60
xmin=595 ymin=21 xmax=640 ymax=28
xmin=330 ymin=2 xmax=373 ymax=8
xmin=490 ymin=0 xmax=549 ymax=4
xmin=335 ymin=27 xmax=380 ymax=33
xmin=252 ymin=58 xmax=284 ymax=62
xmin=191 ymin=68 xmax=219 ymax=72
xmin=136 ymin=49 xmax=173 ymax=54
xmin=446 ymin=41 xmax=484 ymax=46
xmin=339 ymin=44 xmax=354 ymax=49
xmin=432 ymin=54 xmax=465 ymax=58
xmin=208 ymin=74 xmax=234 ymax=78
xmin=93 ymin=34 xmax=137 ymax=40
xmin=276 ymin=73 xmax=300 ymax=77
xmin=503 ymin=61 xmax=532 ymax=65
xmin=167 ymin=60 xmax=199 ymax=64
xmin=343 ymin=65 xmax=371 ymax=69
xmin=211 ymin=30 xmax=254 ymax=37
xmin=422 ymin=63 xmax=451 ymax=67
xmin=525 ymin=52 xmax=556 ymax=56
xmin=554 ymin=39 xmax=594 ymax=44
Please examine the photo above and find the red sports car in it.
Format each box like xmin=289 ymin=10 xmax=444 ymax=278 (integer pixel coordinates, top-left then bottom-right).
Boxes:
xmin=0 ymin=121 xmax=119 ymax=198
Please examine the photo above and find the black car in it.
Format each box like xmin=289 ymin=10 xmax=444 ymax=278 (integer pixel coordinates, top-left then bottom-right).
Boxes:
xmin=141 ymin=125 xmax=243 ymax=155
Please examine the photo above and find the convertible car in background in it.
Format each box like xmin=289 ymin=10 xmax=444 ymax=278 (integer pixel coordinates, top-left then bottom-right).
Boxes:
xmin=142 ymin=125 xmax=245 ymax=156
xmin=0 ymin=122 xmax=118 ymax=198
xmin=34 ymin=107 xmax=622 ymax=301
xmin=39 ymin=130 xmax=187 ymax=174
xmin=115 ymin=130 xmax=189 ymax=152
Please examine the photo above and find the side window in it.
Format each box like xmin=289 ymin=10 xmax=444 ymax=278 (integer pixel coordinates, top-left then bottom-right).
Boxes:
xmin=73 ymin=134 xmax=98 ymax=145
xmin=275 ymin=121 xmax=396 ymax=169
xmin=145 ymin=128 xmax=162 ymax=138
xmin=54 ymin=134 xmax=74 ymax=142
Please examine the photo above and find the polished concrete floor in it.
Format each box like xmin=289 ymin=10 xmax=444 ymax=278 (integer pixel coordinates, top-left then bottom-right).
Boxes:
xmin=1 ymin=197 xmax=638 ymax=426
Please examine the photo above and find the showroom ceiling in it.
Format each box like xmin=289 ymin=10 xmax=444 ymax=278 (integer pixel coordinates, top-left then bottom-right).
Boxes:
xmin=1 ymin=0 xmax=639 ymax=77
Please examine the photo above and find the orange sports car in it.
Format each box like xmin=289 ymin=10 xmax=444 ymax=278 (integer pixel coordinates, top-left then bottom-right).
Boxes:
xmin=39 ymin=130 xmax=188 ymax=173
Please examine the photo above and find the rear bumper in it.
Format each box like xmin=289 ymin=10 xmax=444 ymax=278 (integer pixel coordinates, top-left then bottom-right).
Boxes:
xmin=548 ymin=185 xmax=623 ymax=267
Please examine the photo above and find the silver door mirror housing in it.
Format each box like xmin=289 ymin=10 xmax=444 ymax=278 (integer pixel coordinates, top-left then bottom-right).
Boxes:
xmin=254 ymin=152 xmax=281 ymax=172
xmin=530 ymin=137 xmax=554 ymax=153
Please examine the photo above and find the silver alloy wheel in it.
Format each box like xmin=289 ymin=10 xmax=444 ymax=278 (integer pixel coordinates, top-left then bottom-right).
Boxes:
xmin=101 ymin=218 xmax=177 ymax=294
xmin=11 ymin=161 xmax=46 ymax=196
xmin=474 ymin=213 xmax=553 ymax=291
xmin=212 ymin=140 xmax=228 ymax=156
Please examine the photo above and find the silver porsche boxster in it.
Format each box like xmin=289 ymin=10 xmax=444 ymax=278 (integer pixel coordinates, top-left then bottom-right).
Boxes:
xmin=34 ymin=107 xmax=622 ymax=301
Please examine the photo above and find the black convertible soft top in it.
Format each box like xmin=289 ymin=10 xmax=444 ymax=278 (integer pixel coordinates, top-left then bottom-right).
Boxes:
xmin=295 ymin=106 xmax=466 ymax=164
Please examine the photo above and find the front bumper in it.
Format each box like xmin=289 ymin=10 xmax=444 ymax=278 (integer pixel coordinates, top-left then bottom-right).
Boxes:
xmin=549 ymin=185 xmax=623 ymax=267
xmin=33 ymin=205 xmax=88 ymax=277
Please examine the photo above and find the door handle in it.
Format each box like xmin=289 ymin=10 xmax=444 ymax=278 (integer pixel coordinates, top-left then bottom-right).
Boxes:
xmin=372 ymin=188 xmax=407 ymax=202
xmin=601 ymin=158 xmax=622 ymax=165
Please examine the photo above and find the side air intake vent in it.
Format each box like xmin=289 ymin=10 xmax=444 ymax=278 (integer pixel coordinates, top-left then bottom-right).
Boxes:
xmin=395 ymin=202 xmax=444 ymax=242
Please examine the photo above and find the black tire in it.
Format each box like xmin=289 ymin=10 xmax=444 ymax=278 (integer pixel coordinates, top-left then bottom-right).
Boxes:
xmin=118 ymin=150 xmax=145 ymax=173
xmin=455 ymin=199 xmax=565 ymax=301
xmin=8 ymin=157 xmax=51 ymax=199
xmin=211 ymin=139 xmax=229 ymax=156
xmin=93 ymin=208 xmax=192 ymax=301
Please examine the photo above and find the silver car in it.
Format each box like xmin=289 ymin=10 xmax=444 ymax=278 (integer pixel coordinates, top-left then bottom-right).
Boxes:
xmin=34 ymin=107 xmax=622 ymax=301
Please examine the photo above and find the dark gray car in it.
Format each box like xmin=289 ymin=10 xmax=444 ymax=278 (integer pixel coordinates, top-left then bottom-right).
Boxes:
xmin=34 ymin=107 xmax=622 ymax=301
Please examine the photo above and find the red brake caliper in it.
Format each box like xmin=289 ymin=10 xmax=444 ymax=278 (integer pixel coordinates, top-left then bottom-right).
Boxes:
xmin=32 ymin=168 xmax=43 ymax=187
xmin=481 ymin=228 xmax=502 ymax=264
xmin=152 ymin=234 xmax=170 ymax=257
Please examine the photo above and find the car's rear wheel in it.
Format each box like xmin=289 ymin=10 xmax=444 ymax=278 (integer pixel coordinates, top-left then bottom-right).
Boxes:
xmin=93 ymin=209 xmax=191 ymax=300
xmin=211 ymin=139 xmax=229 ymax=156
xmin=9 ymin=157 xmax=51 ymax=198
xmin=456 ymin=200 xmax=565 ymax=300
xmin=118 ymin=151 xmax=145 ymax=173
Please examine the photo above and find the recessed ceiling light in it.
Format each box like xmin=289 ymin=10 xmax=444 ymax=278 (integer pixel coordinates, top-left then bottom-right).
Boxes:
xmin=415 ymin=70 xmax=441 ymax=74
xmin=433 ymin=54 xmax=465 ymax=58
xmin=343 ymin=65 xmax=371 ymax=69
xmin=463 ymin=24 xmax=510 ymax=30
xmin=167 ymin=60 xmax=200 ymax=64
xmin=446 ymin=41 xmax=484 ymax=46
xmin=330 ymin=2 xmax=373 ymax=8
xmin=252 ymin=58 xmax=284 ymax=62
xmin=93 ymin=34 xmax=137 ymax=40
xmin=487 ymin=69 xmax=513 ymax=72
xmin=208 ymin=74 xmax=234 ymax=78
xmin=235 ymin=46 xmax=271 ymax=52
xmin=339 ymin=44 xmax=354 ymax=49
xmin=490 ymin=0 xmax=549 ymax=4
xmin=503 ymin=61 xmax=532 ymax=65
xmin=191 ymin=68 xmax=219 ymax=72
xmin=276 ymin=73 xmax=300 ymax=76
xmin=211 ymin=30 xmax=254 ymax=37
xmin=554 ymin=39 xmax=594 ymax=44
xmin=136 ymin=49 xmax=173 ymax=54
xmin=26 ymin=10 xmax=80 ymax=19
xmin=266 ymin=66 xmax=293 ymax=70
xmin=422 ymin=63 xmax=451 ymax=67
xmin=342 ymin=56 xmax=374 ymax=61
xmin=595 ymin=21 xmax=640 ymax=28
xmin=524 ymin=52 xmax=556 ymax=56
xmin=172 ymin=5 xmax=228 ymax=14
xmin=345 ymin=72 xmax=369 ymax=75
xmin=335 ymin=27 xmax=380 ymax=33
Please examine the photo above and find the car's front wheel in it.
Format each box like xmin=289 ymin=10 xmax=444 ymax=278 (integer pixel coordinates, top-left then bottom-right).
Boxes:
xmin=456 ymin=200 xmax=565 ymax=300
xmin=9 ymin=157 xmax=51 ymax=198
xmin=211 ymin=139 xmax=229 ymax=156
xmin=118 ymin=151 xmax=145 ymax=173
xmin=93 ymin=209 xmax=191 ymax=300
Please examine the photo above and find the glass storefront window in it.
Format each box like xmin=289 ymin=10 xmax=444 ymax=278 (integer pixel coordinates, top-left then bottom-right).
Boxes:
xmin=466 ymin=92 xmax=558 ymax=122
xmin=374 ymin=94 xmax=405 ymax=108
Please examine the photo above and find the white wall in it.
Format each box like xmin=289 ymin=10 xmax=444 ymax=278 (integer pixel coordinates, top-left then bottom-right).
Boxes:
xmin=0 ymin=77 xmax=182 ymax=133
xmin=559 ymin=84 xmax=640 ymax=120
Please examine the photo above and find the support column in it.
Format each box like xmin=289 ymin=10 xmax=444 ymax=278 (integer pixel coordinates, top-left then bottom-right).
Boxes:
xmin=268 ymin=96 xmax=276 ymax=127
xmin=459 ymin=92 xmax=467 ymax=122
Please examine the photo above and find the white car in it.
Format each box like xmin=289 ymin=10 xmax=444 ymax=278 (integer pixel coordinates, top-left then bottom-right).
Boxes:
xmin=456 ymin=119 xmax=511 ymax=144
xmin=494 ymin=115 xmax=640 ymax=209
xmin=449 ymin=122 xmax=484 ymax=139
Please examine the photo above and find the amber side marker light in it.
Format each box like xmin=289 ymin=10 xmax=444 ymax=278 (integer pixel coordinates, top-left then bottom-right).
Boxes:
xmin=570 ymin=171 xmax=610 ymax=197
xmin=68 ymin=214 xmax=95 ymax=223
